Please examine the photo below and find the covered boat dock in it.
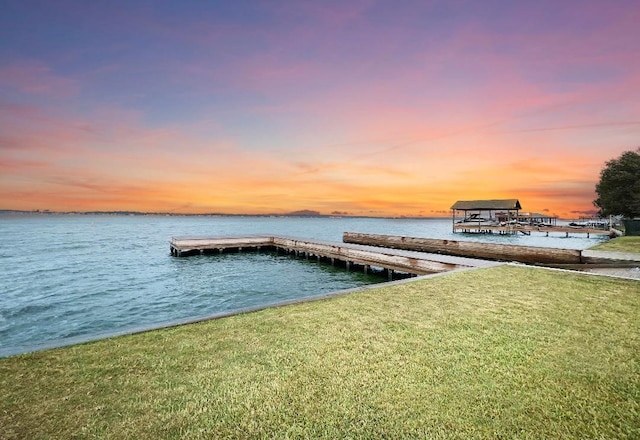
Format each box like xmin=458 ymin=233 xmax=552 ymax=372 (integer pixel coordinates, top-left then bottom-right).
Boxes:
xmin=451 ymin=199 xmax=522 ymax=234
xmin=451 ymin=199 xmax=611 ymax=237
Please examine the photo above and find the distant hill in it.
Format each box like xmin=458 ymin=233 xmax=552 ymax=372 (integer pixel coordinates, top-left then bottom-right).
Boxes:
xmin=285 ymin=210 xmax=322 ymax=217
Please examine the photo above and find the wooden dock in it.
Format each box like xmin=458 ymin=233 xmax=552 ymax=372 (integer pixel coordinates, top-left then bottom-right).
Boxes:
xmin=343 ymin=232 xmax=584 ymax=265
xmin=170 ymin=235 xmax=499 ymax=278
xmin=453 ymin=223 xmax=613 ymax=237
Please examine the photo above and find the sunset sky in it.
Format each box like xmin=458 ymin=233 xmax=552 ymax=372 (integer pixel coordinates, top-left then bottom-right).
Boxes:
xmin=1 ymin=0 xmax=639 ymax=218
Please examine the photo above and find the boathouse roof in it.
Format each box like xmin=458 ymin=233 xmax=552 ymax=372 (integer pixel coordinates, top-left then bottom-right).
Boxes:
xmin=450 ymin=199 xmax=522 ymax=211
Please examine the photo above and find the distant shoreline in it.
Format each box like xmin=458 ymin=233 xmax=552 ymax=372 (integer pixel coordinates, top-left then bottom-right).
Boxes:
xmin=0 ymin=210 xmax=601 ymax=222
xmin=0 ymin=209 xmax=447 ymax=220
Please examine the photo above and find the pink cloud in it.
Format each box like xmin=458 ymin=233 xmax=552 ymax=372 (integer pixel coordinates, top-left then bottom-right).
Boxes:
xmin=281 ymin=1 xmax=375 ymax=27
xmin=0 ymin=157 xmax=48 ymax=171
xmin=0 ymin=61 xmax=78 ymax=98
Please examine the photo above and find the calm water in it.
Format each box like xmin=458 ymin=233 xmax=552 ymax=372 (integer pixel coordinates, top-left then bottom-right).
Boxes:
xmin=0 ymin=214 xmax=605 ymax=357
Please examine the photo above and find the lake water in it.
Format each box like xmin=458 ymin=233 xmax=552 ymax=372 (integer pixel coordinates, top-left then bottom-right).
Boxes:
xmin=0 ymin=214 xmax=606 ymax=357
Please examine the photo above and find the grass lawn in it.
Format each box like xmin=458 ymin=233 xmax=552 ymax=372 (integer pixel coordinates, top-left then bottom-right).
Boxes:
xmin=1 ymin=265 xmax=639 ymax=439
xmin=590 ymin=236 xmax=640 ymax=254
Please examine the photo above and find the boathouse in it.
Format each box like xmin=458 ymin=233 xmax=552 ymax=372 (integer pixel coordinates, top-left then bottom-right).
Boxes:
xmin=451 ymin=199 xmax=521 ymax=222
xmin=451 ymin=199 xmax=521 ymax=233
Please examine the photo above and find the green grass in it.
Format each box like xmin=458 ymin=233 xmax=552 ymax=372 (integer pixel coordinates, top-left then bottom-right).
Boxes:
xmin=1 ymin=265 xmax=639 ymax=439
xmin=590 ymin=236 xmax=640 ymax=253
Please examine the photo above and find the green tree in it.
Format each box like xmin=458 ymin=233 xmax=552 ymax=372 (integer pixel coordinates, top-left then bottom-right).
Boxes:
xmin=593 ymin=148 xmax=640 ymax=218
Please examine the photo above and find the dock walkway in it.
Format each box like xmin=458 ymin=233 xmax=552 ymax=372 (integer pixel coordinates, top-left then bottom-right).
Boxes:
xmin=580 ymin=249 xmax=640 ymax=280
xmin=581 ymin=249 xmax=640 ymax=263
xmin=170 ymin=235 xmax=500 ymax=278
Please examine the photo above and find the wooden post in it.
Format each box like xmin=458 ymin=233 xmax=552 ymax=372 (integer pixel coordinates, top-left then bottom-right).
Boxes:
xmin=452 ymin=209 xmax=456 ymax=233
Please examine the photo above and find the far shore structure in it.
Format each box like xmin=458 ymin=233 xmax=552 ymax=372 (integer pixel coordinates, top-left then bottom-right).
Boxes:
xmin=451 ymin=199 xmax=610 ymax=237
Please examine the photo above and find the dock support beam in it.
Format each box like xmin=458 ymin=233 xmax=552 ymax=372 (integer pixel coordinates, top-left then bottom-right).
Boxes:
xmin=385 ymin=269 xmax=394 ymax=281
